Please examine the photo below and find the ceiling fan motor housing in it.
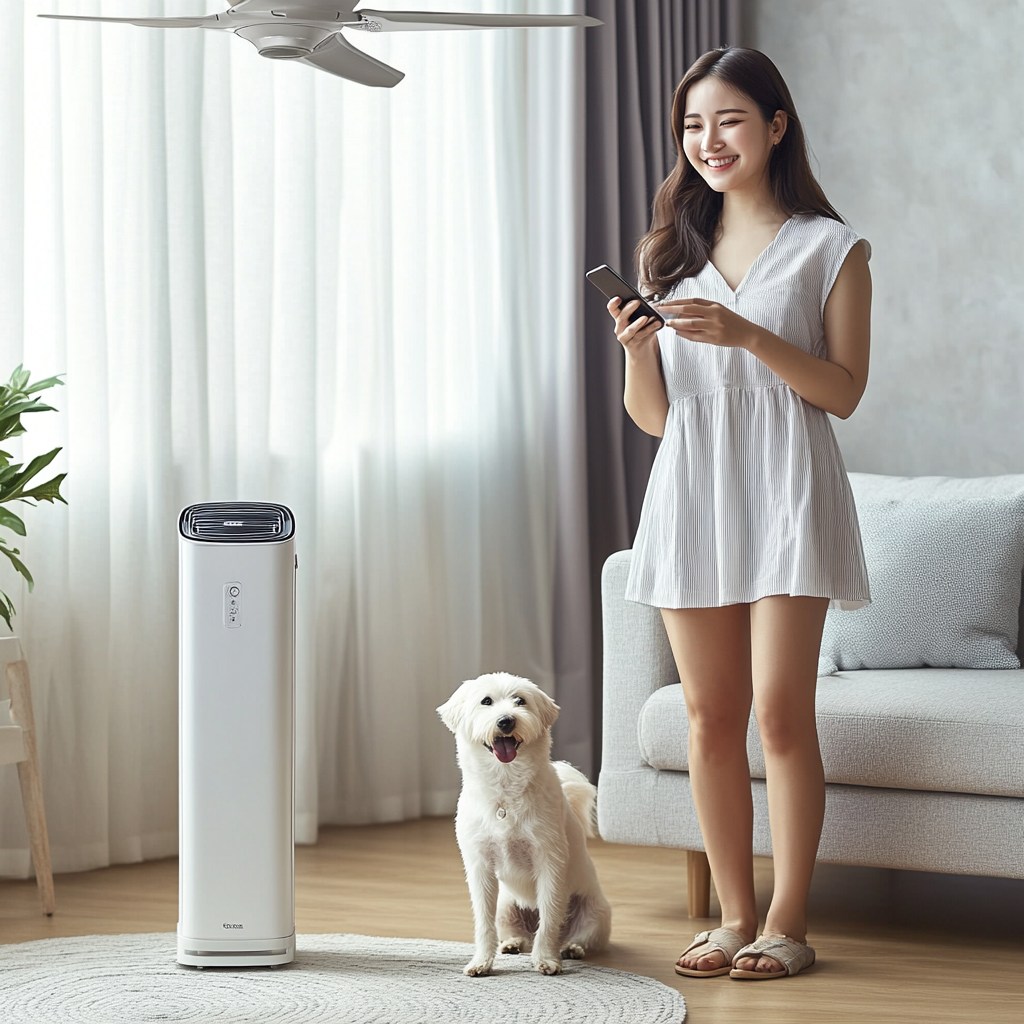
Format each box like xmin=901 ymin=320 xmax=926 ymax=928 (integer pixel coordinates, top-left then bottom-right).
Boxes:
xmin=235 ymin=22 xmax=335 ymax=58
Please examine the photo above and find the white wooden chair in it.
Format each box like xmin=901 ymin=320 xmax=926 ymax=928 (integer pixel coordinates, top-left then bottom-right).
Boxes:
xmin=0 ymin=636 xmax=55 ymax=915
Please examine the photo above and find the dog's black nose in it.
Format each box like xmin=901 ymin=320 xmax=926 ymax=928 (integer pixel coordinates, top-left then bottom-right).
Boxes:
xmin=496 ymin=715 xmax=515 ymax=734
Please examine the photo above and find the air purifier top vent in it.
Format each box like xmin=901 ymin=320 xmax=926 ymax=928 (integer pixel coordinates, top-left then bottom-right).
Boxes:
xmin=179 ymin=502 xmax=294 ymax=543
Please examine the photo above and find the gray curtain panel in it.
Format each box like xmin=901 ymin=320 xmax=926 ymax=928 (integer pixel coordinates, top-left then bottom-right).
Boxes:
xmin=583 ymin=0 xmax=741 ymax=769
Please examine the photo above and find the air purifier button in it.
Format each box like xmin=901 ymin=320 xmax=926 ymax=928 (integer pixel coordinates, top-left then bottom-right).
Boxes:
xmin=224 ymin=582 xmax=243 ymax=628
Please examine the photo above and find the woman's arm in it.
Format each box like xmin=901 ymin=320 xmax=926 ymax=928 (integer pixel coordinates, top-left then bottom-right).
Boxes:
xmin=747 ymin=244 xmax=871 ymax=419
xmin=607 ymin=298 xmax=670 ymax=437
xmin=658 ymin=243 xmax=872 ymax=420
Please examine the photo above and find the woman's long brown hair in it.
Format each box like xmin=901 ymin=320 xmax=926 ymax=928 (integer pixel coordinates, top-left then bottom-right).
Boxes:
xmin=636 ymin=47 xmax=844 ymax=299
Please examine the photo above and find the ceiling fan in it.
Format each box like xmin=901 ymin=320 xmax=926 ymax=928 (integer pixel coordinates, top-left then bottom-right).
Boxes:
xmin=39 ymin=2 xmax=602 ymax=88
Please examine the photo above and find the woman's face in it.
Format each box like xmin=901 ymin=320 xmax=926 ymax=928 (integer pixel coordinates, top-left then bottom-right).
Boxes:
xmin=680 ymin=77 xmax=786 ymax=194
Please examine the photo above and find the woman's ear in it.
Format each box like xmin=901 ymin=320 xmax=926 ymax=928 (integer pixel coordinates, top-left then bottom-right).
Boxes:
xmin=771 ymin=109 xmax=788 ymax=145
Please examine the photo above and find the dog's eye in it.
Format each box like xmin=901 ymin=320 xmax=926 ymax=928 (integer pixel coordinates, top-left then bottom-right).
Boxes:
xmin=513 ymin=696 xmax=526 ymax=706
xmin=480 ymin=696 xmax=493 ymax=706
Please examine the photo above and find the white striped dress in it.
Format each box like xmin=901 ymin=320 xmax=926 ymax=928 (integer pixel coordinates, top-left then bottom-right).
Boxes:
xmin=625 ymin=213 xmax=871 ymax=611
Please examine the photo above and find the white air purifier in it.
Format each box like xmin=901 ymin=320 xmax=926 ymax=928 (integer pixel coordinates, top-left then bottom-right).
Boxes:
xmin=177 ymin=501 xmax=297 ymax=968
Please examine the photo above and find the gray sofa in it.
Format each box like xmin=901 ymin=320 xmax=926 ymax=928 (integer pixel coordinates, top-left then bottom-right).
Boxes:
xmin=597 ymin=473 xmax=1024 ymax=916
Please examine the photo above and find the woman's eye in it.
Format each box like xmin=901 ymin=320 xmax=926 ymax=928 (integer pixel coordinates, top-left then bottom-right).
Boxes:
xmin=684 ymin=123 xmax=700 ymax=131
xmin=720 ymin=120 xmax=739 ymax=126
xmin=481 ymin=696 xmax=492 ymax=706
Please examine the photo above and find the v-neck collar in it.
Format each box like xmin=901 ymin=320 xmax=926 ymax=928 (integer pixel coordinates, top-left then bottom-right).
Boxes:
xmin=705 ymin=215 xmax=795 ymax=296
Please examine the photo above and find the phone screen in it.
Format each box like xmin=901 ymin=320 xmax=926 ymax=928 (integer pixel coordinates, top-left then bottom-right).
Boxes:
xmin=585 ymin=265 xmax=665 ymax=327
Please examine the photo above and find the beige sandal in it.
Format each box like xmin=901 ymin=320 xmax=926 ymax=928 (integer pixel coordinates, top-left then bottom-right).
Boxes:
xmin=729 ymin=933 xmax=815 ymax=979
xmin=675 ymin=928 xmax=747 ymax=977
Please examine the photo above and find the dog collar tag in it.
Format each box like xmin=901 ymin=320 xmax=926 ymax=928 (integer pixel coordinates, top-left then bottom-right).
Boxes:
xmin=496 ymin=807 xmax=507 ymax=819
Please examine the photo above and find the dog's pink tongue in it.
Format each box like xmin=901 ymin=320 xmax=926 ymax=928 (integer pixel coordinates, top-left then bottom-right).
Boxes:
xmin=492 ymin=736 xmax=518 ymax=763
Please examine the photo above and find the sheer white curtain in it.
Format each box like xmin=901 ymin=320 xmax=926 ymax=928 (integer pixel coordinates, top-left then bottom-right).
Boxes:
xmin=0 ymin=1 xmax=590 ymax=875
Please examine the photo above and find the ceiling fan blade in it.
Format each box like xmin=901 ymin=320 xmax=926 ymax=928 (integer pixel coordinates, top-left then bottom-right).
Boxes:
xmin=230 ymin=0 xmax=359 ymax=9
xmin=38 ymin=14 xmax=215 ymax=29
xmin=353 ymin=10 xmax=602 ymax=31
xmin=299 ymin=33 xmax=404 ymax=87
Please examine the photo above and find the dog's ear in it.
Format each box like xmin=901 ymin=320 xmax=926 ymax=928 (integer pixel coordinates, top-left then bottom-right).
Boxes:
xmin=532 ymin=686 xmax=560 ymax=732
xmin=436 ymin=686 xmax=467 ymax=734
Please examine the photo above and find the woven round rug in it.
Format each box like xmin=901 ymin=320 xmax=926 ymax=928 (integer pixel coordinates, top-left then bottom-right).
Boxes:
xmin=0 ymin=932 xmax=686 ymax=1024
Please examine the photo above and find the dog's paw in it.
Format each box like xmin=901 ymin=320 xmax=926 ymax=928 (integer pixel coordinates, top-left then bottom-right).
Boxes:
xmin=533 ymin=955 xmax=563 ymax=975
xmin=499 ymin=939 xmax=523 ymax=955
xmin=463 ymin=958 xmax=495 ymax=977
xmin=560 ymin=943 xmax=586 ymax=960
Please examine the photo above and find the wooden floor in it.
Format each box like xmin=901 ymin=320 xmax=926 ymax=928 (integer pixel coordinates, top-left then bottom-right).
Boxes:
xmin=1 ymin=818 xmax=1022 ymax=1023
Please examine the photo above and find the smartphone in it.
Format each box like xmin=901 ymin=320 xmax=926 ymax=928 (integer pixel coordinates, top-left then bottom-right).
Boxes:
xmin=585 ymin=264 xmax=665 ymax=328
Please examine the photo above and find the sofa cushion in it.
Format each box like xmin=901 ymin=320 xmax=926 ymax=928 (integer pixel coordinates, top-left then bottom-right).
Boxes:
xmin=636 ymin=668 xmax=1024 ymax=798
xmin=818 ymin=473 xmax=1024 ymax=675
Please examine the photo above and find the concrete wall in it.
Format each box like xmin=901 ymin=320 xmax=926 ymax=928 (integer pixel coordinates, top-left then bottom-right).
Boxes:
xmin=745 ymin=0 xmax=1023 ymax=475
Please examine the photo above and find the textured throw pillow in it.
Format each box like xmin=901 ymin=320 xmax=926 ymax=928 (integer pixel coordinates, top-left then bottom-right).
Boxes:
xmin=818 ymin=473 xmax=1024 ymax=675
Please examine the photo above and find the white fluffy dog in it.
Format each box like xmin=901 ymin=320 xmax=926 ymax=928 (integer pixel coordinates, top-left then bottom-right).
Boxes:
xmin=437 ymin=672 xmax=612 ymax=976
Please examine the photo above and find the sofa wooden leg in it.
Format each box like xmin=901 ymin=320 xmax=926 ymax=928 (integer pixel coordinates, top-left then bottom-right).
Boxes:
xmin=686 ymin=850 xmax=711 ymax=918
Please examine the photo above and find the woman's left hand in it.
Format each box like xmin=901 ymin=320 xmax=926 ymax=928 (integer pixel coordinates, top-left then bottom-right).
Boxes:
xmin=656 ymin=298 xmax=758 ymax=349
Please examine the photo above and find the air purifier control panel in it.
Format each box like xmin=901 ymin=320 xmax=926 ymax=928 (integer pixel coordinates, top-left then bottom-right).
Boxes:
xmin=224 ymin=582 xmax=242 ymax=628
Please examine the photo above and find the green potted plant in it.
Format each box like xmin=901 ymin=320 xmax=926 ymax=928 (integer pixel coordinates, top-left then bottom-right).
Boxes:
xmin=0 ymin=366 xmax=67 ymax=630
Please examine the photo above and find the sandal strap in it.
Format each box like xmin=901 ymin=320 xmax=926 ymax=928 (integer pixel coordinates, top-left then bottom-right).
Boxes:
xmin=681 ymin=927 xmax=747 ymax=960
xmin=732 ymin=934 xmax=815 ymax=975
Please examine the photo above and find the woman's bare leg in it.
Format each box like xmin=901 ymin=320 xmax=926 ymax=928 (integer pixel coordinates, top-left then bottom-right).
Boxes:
xmin=661 ymin=604 xmax=758 ymax=972
xmin=735 ymin=594 xmax=829 ymax=974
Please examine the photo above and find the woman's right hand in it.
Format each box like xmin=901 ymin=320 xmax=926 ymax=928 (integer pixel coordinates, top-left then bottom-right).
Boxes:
xmin=607 ymin=297 xmax=669 ymax=436
xmin=607 ymin=298 xmax=663 ymax=353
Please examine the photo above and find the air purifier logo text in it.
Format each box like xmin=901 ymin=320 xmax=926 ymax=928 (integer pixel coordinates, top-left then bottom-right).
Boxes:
xmin=223 ymin=923 xmax=244 ymax=929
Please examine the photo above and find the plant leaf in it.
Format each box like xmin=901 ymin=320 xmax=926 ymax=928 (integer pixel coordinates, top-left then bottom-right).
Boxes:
xmin=0 ymin=546 xmax=34 ymax=590
xmin=0 ymin=462 xmax=24 ymax=491
xmin=0 ymin=399 xmax=44 ymax=429
xmin=0 ymin=590 xmax=13 ymax=631
xmin=2 ymin=448 xmax=61 ymax=500
xmin=0 ymin=398 xmax=41 ymax=415
xmin=19 ymin=473 xmax=67 ymax=505
xmin=0 ymin=507 xmax=27 ymax=536
xmin=0 ymin=402 xmax=59 ymax=441
xmin=24 ymin=375 xmax=65 ymax=395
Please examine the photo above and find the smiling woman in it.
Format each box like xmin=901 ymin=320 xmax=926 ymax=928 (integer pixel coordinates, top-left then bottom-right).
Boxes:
xmin=603 ymin=45 xmax=873 ymax=981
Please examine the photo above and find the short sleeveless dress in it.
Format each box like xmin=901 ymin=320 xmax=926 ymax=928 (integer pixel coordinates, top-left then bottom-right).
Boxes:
xmin=625 ymin=213 xmax=871 ymax=610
